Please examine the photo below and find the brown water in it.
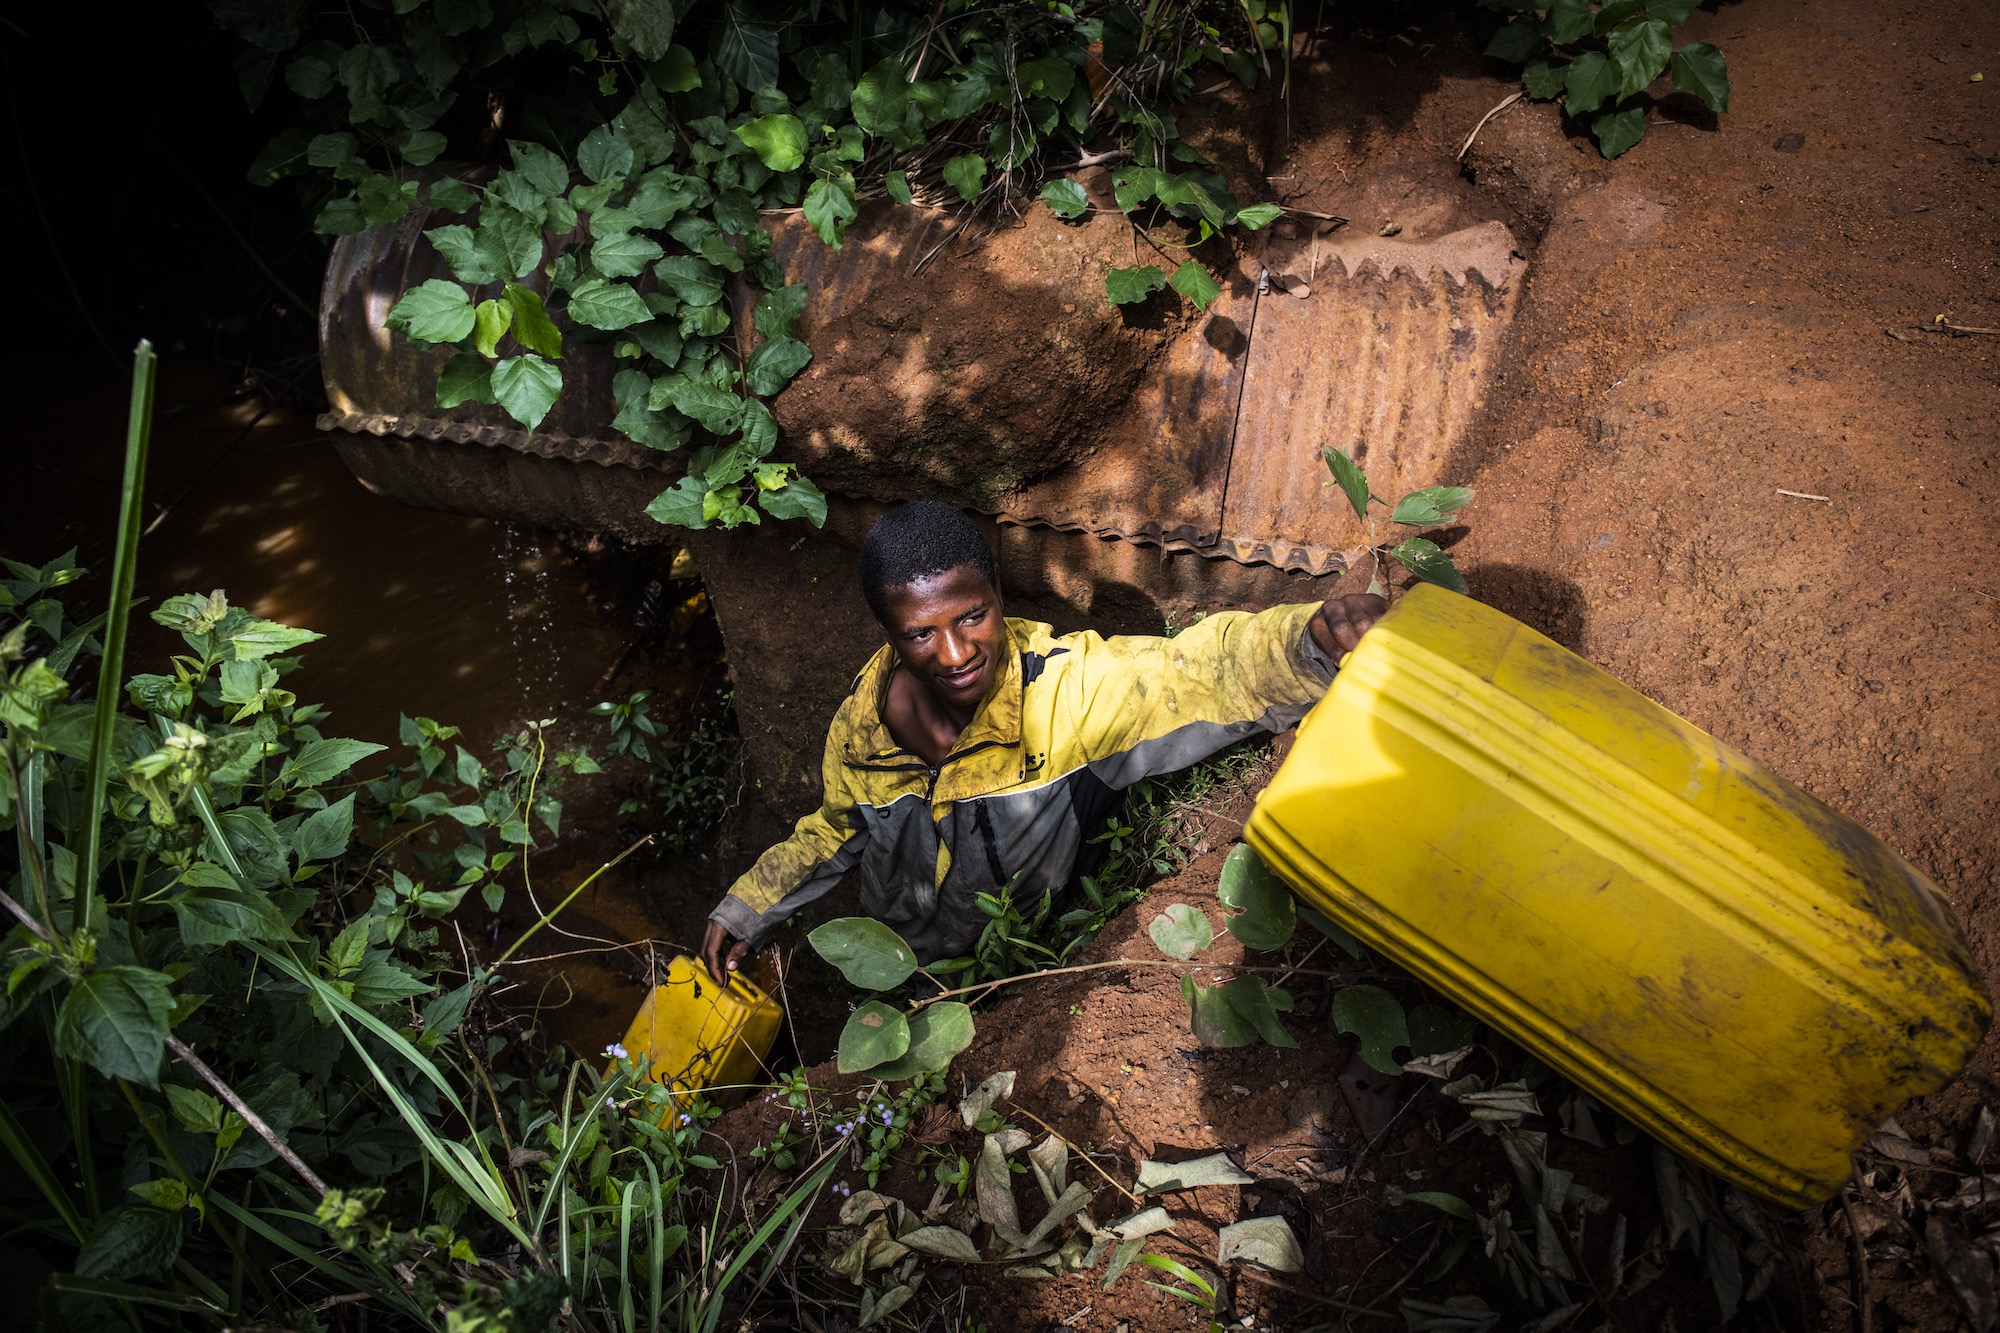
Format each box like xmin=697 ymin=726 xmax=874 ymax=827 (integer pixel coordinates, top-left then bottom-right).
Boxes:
xmin=5 ymin=353 xmax=731 ymax=1057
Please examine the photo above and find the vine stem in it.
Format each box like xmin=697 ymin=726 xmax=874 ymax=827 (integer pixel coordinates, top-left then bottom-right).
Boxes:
xmin=917 ymin=956 xmax=1372 ymax=1008
xmin=495 ymin=833 xmax=654 ymax=966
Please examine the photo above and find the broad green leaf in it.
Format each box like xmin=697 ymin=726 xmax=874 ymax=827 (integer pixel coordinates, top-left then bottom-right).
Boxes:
xmin=427 ymin=224 xmax=500 ymax=285
xmin=227 ymin=617 xmax=321 ymax=660
xmin=386 ymin=279 xmax=476 ymax=344
xmin=1543 ymin=0 xmax=1594 ymax=44
xmin=398 ymin=129 xmax=446 ymax=167
xmin=1484 ymin=17 xmax=1542 ymax=64
xmin=502 ymin=284 xmax=563 ymax=359
xmin=293 ymin=793 xmax=355 ymax=863
xmin=1298 ymin=904 xmax=1365 ymax=959
xmin=165 ymin=1085 xmax=223 ymax=1134
xmin=1389 ymin=485 xmax=1476 ymax=526
xmin=652 ymin=376 xmax=742 ymax=432
xmin=492 ymin=354 xmax=563 ymax=428
xmin=1609 ymin=17 xmax=1673 ymax=98
xmin=758 ymin=475 xmax=827 ymax=527
xmin=642 ymin=47 xmax=700 ymax=96
xmin=175 ymin=883 xmax=295 ymax=948
xmin=1147 ymin=903 xmax=1212 ymax=960
xmin=1112 ymin=165 xmax=1164 ymax=212
xmin=753 ymin=284 xmax=807 ymax=339
xmin=567 ymin=278 xmax=651 ymax=330
xmin=1015 ymin=55 xmax=1075 ymax=101
xmin=851 ymin=57 xmax=910 ymax=136
xmin=942 ymin=153 xmax=987 ymax=202
xmin=712 ymin=10 xmax=780 ymax=92
xmin=803 ymin=174 xmax=857 ymax=247
xmin=732 ymin=113 xmax=807 ymax=171
xmin=1040 ymin=178 xmax=1090 ymax=220
xmin=509 ymin=140 xmax=570 ymax=197
xmin=1217 ymin=844 xmax=1295 ymax=951
xmin=1647 ymin=0 xmax=1698 ymax=25
xmin=352 ymin=959 xmax=435 ymax=1009
xmin=438 ymin=352 xmax=495 ymax=408
xmin=606 ymin=0 xmax=676 ymax=61
xmin=286 ymin=737 xmax=387 ymax=788
xmin=1153 ymin=174 xmax=1226 ymax=229
xmin=577 ymin=124 xmax=635 ymax=185
xmin=1217 ymin=1216 xmax=1304 ymax=1273
xmin=471 ymin=299 xmax=512 ymax=358
xmin=1135 ymin=1152 xmax=1253 ymax=1193
xmin=591 ymin=230 xmax=664 ymax=278
xmin=1670 ymin=41 xmax=1730 ymax=114
xmin=1564 ymin=51 xmax=1620 ymax=115
xmin=1392 ymin=537 xmax=1469 ymax=594
xmin=1234 ymin=202 xmax=1284 ymax=230
xmin=1105 ymin=264 xmax=1168 ymax=306
xmin=1323 ymin=446 xmax=1372 ymax=520
xmin=1592 ymin=104 xmax=1649 ymax=159
xmin=1170 ymin=261 xmax=1221 ymax=312
xmin=55 ymin=966 xmax=173 ymax=1085
xmin=1185 ymin=974 xmax=1256 ymax=1047
xmin=868 ymin=1002 xmax=975 ymax=1079
xmin=426 ymin=177 xmax=479 ymax=213
xmin=216 ymin=807 xmax=289 ymax=889
xmin=808 ymin=917 xmax=919 ymax=989
xmin=883 ymin=170 xmax=913 ymax=205
xmin=646 ymin=477 xmax=708 ymax=528
xmin=836 ymin=1000 xmax=910 ymax=1073
xmin=1223 ymin=975 xmax=1297 ymax=1048
xmin=1595 ymin=0 xmax=1646 ymax=35
xmin=654 ymin=254 xmax=724 ymax=307
xmin=1331 ymin=983 xmax=1409 ymax=1074
xmin=77 ymin=1205 xmax=181 ymax=1280
xmin=744 ymin=336 xmax=812 ymax=395
xmin=1523 ymin=58 xmax=1568 ymax=100
xmin=482 ymin=205 xmax=544 ymax=279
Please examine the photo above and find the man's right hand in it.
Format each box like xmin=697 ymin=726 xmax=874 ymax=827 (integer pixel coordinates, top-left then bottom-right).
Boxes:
xmin=701 ymin=919 xmax=751 ymax=987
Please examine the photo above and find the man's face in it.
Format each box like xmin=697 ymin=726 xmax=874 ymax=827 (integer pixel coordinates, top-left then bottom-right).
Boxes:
xmin=879 ymin=565 xmax=1007 ymax=712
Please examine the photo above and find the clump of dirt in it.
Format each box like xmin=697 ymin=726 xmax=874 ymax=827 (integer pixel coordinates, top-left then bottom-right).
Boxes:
xmin=769 ymin=201 xmax=1191 ymax=510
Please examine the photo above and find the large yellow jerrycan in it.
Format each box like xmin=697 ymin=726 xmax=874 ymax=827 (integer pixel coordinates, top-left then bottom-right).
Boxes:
xmin=616 ymin=955 xmax=782 ymax=1113
xmin=1246 ymin=583 xmax=1989 ymax=1207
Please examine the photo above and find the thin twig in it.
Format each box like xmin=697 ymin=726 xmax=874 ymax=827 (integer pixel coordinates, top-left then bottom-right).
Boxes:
xmin=167 ymin=1035 xmax=328 ymax=1196
xmin=1842 ymin=1181 xmax=1873 ymax=1333
xmin=1457 ymin=91 xmax=1525 ymax=162
xmin=1776 ymin=489 xmax=1832 ymax=502
xmin=1231 ymin=1266 xmax=1395 ymax=1321
xmin=920 ymin=956 xmax=1375 ymax=1008
xmin=1003 ymin=1101 xmax=1139 ymax=1205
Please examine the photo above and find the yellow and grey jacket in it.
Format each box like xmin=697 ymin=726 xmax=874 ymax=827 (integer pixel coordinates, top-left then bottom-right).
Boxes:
xmin=709 ymin=602 xmax=1337 ymax=963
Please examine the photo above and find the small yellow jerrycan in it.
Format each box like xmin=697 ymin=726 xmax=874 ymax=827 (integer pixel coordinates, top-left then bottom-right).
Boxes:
xmin=615 ymin=955 xmax=782 ymax=1113
xmin=1246 ymin=584 xmax=1989 ymax=1207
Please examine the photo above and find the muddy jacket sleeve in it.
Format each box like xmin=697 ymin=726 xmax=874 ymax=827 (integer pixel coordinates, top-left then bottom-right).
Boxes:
xmin=1064 ymin=600 xmax=1338 ymax=788
xmin=707 ymin=723 xmax=870 ymax=948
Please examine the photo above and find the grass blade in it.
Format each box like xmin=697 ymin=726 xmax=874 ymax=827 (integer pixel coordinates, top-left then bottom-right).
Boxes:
xmin=79 ymin=339 xmax=157 ymax=933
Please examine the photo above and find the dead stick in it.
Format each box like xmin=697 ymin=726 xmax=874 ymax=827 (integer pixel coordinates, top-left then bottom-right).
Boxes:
xmin=1231 ymin=1267 xmax=1395 ymax=1321
xmin=168 ymin=1035 xmax=327 ymax=1197
xmin=1842 ymin=1183 xmax=1873 ymax=1333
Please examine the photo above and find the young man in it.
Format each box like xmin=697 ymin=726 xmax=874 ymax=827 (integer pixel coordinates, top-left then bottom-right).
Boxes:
xmin=701 ymin=501 xmax=1386 ymax=985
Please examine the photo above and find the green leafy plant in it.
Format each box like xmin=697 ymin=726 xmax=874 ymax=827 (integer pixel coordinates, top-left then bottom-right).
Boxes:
xmin=217 ymin=0 xmax=1303 ymax=534
xmin=589 ymin=688 xmax=738 ymax=854
xmin=1478 ymin=0 xmax=1730 ymax=159
xmin=0 ymin=345 xmax=836 ymax=1331
xmin=1324 ymin=445 xmax=1477 ymax=596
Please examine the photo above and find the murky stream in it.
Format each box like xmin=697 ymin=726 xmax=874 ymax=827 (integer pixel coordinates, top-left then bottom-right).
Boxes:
xmin=6 ymin=354 xmax=732 ymax=1058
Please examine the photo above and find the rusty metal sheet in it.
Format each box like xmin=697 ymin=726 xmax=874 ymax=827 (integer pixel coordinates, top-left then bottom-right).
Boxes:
xmin=999 ymin=258 xmax=1258 ymax=550
xmin=1216 ymin=223 xmax=1526 ymax=574
xmin=317 ymin=198 xmax=658 ymax=472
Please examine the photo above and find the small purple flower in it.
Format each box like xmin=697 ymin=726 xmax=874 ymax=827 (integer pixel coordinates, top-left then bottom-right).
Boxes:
xmin=881 ymin=1108 xmax=894 ymax=1125
xmin=831 ymin=1181 xmax=851 ymax=1197
xmin=603 ymin=1043 xmax=628 ymax=1060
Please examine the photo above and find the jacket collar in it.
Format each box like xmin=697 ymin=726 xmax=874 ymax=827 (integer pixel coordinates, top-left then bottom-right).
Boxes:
xmin=842 ymin=621 xmax=1030 ymax=775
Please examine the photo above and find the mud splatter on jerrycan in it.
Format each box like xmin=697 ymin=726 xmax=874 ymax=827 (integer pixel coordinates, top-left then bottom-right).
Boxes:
xmin=1245 ymin=584 xmax=1989 ymax=1207
xmin=615 ymin=955 xmax=781 ymax=1114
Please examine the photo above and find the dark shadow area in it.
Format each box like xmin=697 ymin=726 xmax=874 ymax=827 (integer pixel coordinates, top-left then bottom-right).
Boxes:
xmin=1466 ymin=561 xmax=1590 ymax=651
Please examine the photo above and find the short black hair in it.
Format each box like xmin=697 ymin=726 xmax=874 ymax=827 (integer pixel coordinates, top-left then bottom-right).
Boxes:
xmin=858 ymin=501 xmax=998 ymax=621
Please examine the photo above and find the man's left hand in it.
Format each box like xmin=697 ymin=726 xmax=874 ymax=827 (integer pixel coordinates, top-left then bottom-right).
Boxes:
xmin=1309 ymin=592 xmax=1389 ymax=661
